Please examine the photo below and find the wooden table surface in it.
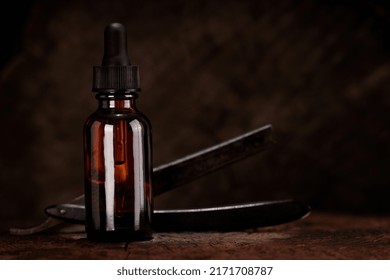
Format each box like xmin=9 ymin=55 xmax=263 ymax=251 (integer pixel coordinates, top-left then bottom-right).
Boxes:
xmin=1 ymin=212 xmax=389 ymax=259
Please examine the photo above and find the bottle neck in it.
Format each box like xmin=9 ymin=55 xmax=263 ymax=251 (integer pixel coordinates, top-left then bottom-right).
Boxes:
xmin=96 ymin=93 xmax=138 ymax=111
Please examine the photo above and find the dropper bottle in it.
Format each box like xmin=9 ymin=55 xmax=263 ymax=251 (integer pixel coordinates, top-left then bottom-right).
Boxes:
xmin=83 ymin=23 xmax=153 ymax=241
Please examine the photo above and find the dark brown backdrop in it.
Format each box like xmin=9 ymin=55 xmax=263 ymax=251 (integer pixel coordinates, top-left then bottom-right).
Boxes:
xmin=1 ymin=0 xmax=389 ymax=230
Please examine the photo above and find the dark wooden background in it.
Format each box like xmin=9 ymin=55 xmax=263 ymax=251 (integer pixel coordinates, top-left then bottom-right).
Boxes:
xmin=1 ymin=0 xmax=389 ymax=231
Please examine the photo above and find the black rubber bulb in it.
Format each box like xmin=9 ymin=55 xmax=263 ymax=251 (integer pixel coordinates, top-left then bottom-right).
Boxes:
xmin=102 ymin=23 xmax=131 ymax=66
xmin=92 ymin=23 xmax=139 ymax=92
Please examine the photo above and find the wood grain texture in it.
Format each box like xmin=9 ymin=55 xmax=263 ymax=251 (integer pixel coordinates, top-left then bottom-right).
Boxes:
xmin=1 ymin=212 xmax=389 ymax=259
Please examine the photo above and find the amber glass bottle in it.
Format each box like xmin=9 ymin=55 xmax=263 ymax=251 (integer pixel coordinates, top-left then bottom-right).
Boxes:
xmin=84 ymin=23 xmax=152 ymax=241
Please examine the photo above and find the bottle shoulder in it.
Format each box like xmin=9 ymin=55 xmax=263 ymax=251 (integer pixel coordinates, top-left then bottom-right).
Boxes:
xmin=85 ymin=110 xmax=151 ymax=128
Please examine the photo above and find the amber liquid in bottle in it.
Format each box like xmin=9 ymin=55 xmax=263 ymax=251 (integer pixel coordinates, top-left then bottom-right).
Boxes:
xmin=84 ymin=94 xmax=153 ymax=241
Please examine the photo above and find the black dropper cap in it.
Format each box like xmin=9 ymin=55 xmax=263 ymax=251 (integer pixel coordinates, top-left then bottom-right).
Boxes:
xmin=92 ymin=23 xmax=140 ymax=92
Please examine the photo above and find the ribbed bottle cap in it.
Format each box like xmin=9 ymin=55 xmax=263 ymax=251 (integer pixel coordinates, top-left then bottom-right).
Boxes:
xmin=92 ymin=23 xmax=140 ymax=92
